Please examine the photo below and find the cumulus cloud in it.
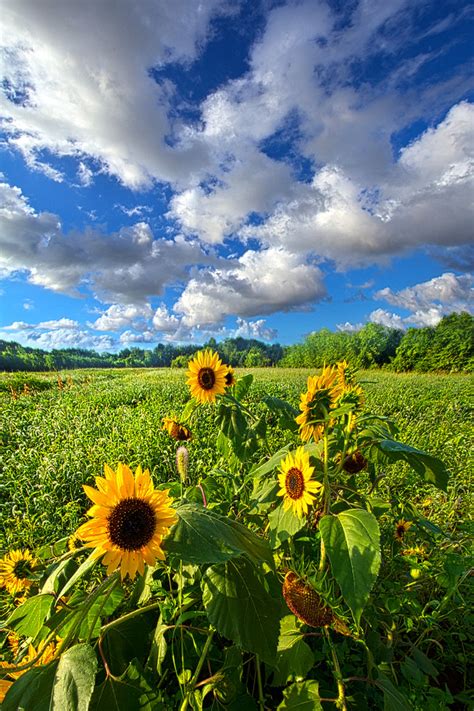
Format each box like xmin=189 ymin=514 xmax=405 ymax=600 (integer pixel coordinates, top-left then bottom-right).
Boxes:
xmin=234 ymin=318 xmax=278 ymax=341
xmin=90 ymin=304 xmax=153 ymax=332
xmin=0 ymin=0 xmax=231 ymax=189
xmin=3 ymin=317 xmax=79 ymax=331
xmin=0 ymin=326 xmax=114 ymax=351
xmin=174 ymin=247 xmax=327 ymax=327
xmin=0 ymin=181 xmax=211 ymax=303
xmin=371 ymin=272 xmax=473 ymax=328
xmin=119 ymin=330 xmax=156 ymax=344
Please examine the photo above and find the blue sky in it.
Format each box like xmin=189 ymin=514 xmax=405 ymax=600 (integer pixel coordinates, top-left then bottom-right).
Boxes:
xmin=0 ymin=0 xmax=473 ymax=350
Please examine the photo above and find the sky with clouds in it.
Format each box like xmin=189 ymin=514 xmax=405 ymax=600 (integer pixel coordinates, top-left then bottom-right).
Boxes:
xmin=0 ymin=0 xmax=473 ymax=351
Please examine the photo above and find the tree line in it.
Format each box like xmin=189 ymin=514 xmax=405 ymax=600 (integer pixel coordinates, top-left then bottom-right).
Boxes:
xmin=0 ymin=313 xmax=472 ymax=373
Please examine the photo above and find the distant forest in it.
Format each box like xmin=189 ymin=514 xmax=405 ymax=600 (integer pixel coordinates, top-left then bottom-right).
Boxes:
xmin=1 ymin=312 xmax=472 ymax=373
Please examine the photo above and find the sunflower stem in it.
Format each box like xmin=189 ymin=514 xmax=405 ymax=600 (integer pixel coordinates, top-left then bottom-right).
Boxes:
xmin=324 ymin=627 xmax=347 ymax=711
xmin=319 ymin=430 xmax=330 ymax=572
xmin=179 ymin=628 xmax=215 ymax=711
xmin=100 ymin=600 xmax=162 ymax=632
xmin=255 ymin=654 xmax=265 ymax=711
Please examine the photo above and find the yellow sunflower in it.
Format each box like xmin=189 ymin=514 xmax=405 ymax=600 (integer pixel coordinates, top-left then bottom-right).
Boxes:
xmin=162 ymin=417 xmax=192 ymax=441
xmin=76 ymin=463 xmax=177 ymax=580
xmin=186 ymin=350 xmax=228 ymax=404
xmin=0 ymin=639 xmax=57 ymax=701
xmin=295 ymin=366 xmax=341 ymax=442
xmin=277 ymin=447 xmax=323 ymax=518
xmin=224 ymin=366 xmax=236 ymax=387
xmin=0 ymin=549 xmax=38 ymax=595
xmin=394 ymin=519 xmax=412 ymax=541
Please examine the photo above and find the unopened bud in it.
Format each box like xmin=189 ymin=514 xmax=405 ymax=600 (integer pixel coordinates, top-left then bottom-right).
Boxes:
xmin=176 ymin=446 xmax=189 ymax=483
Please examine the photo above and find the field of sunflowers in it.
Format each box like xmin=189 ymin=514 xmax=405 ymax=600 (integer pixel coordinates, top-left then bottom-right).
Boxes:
xmin=0 ymin=357 xmax=472 ymax=710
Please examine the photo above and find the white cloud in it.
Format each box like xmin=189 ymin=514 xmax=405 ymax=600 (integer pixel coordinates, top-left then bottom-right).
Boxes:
xmin=3 ymin=317 xmax=79 ymax=331
xmin=0 ymin=327 xmax=114 ymax=351
xmin=234 ymin=318 xmax=277 ymax=341
xmin=174 ymin=247 xmax=327 ymax=327
xmin=77 ymin=162 xmax=93 ymax=187
xmin=336 ymin=321 xmax=364 ymax=333
xmin=371 ymin=272 xmax=473 ymax=328
xmin=90 ymin=304 xmax=152 ymax=332
xmin=119 ymin=330 xmax=156 ymax=344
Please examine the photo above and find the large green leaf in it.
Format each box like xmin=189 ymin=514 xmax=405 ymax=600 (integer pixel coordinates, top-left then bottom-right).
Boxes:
xmin=319 ymin=509 xmax=380 ymax=625
xmin=101 ymin=611 xmax=157 ymax=676
xmin=53 ymin=586 xmax=124 ymax=641
xmin=367 ymin=439 xmax=449 ymax=491
xmin=234 ymin=373 xmax=253 ymax=400
xmin=6 ymin=593 xmax=54 ymax=638
xmin=272 ymin=616 xmax=314 ymax=686
xmin=277 ymin=680 xmax=322 ymax=710
xmin=90 ymin=660 xmax=160 ymax=710
xmin=375 ymin=674 xmax=413 ymax=711
xmin=2 ymin=663 xmax=59 ymax=711
xmin=268 ymin=504 xmax=306 ymax=549
xmin=163 ymin=503 xmax=273 ymax=565
xmin=202 ymin=556 xmax=280 ymax=664
xmin=52 ymin=643 xmax=98 ymax=711
xmin=262 ymin=396 xmax=299 ymax=432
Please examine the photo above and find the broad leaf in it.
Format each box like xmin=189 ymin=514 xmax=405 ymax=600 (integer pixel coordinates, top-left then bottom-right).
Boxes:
xmin=368 ymin=439 xmax=449 ymax=491
xmin=56 ymin=550 xmax=98 ymax=599
xmin=164 ymin=503 xmax=273 ymax=565
xmin=145 ymin=615 xmax=168 ymax=676
xmin=277 ymin=680 xmax=322 ymax=710
xmin=268 ymin=504 xmax=306 ymax=549
xmin=101 ymin=611 xmax=157 ymax=676
xmin=6 ymin=594 xmax=54 ymax=638
xmin=262 ymin=396 xmax=299 ymax=432
xmin=272 ymin=616 xmax=314 ymax=686
xmin=251 ymin=444 xmax=293 ymax=480
xmin=234 ymin=373 xmax=253 ymax=400
xmin=202 ymin=556 xmax=280 ymax=664
xmin=320 ymin=509 xmax=380 ymax=625
xmin=375 ymin=674 xmax=413 ymax=711
xmin=41 ymin=557 xmax=78 ymax=595
xmin=2 ymin=663 xmax=59 ymax=711
xmin=52 ymin=643 xmax=98 ymax=711
xmin=90 ymin=660 xmax=160 ymax=710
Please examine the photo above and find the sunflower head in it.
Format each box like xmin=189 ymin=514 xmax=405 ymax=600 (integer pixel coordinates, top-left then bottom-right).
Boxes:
xmin=336 ymin=384 xmax=365 ymax=412
xmin=295 ymin=366 xmax=341 ymax=442
xmin=186 ymin=350 xmax=228 ymax=404
xmin=76 ymin=463 xmax=177 ymax=580
xmin=224 ymin=366 xmax=236 ymax=387
xmin=0 ymin=549 xmax=38 ymax=595
xmin=342 ymin=450 xmax=367 ymax=474
xmin=336 ymin=360 xmax=357 ymax=386
xmin=162 ymin=417 xmax=192 ymax=441
xmin=394 ymin=519 xmax=412 ymax=541
xmin=282 ymin=571 xmax=334 ymax=627
xmin=277 ymin=447 xmax=323 ymax=518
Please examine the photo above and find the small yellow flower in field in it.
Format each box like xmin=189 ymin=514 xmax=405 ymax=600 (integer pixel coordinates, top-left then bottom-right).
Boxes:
xmin=295 ymin=365 xmax=341 ymax=442
xmin=277 ymin=447 xmax=323 ymax=518
xmin=76 ymin=463 xmax=177 ymax=580
xmin=186 ymin=350 xmax=228 ymax=404
xmin=162 ymin=417 xmax=192 ymax=441
xmin=224 ymin=366 xmax=236 ymax=387
xmin=401 ymin=545 xmax=427 ymax=558
xmin=394 ymin=519 xmax=412 ymax=541
xmin=0 ymin=549 xmax=38 ymax=595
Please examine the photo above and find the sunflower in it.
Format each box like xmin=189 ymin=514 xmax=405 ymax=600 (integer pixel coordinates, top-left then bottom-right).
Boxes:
xmin=224 ymin=366 xmax=236 ymax=387
xmin=0 ymin=550 xmax=38 ymax=595
xmin=0 ymin=639 xmax=57 ymax=701
xmin=394 ymin=519 xmax=412 ymax=541
xmin=186 ymin=350 xmax=228 ymax=404
xmin=277 ymin=447 xmax=323 ymax=518
xmin=282 ymin=571 xmax=334 ymax=627
xmin=162 ymin=417 xmax=192 ymax=441
xmin=76 ymin=463 xmax=177 ymax=580
xmin=295 ymin=366 xmax=341 ymax=442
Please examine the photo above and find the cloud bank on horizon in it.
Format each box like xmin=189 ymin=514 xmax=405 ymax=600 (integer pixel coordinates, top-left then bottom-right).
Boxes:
xmin=0 ymin=0 xmax=472 ymax=350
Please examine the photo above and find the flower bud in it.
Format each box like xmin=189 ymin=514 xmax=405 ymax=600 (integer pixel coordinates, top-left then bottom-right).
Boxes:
xmin=176 ymin=446 xmax=189 ymax=483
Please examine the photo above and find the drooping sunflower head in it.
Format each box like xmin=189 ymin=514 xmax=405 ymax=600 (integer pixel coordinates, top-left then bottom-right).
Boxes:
xmin=162 ymin=417 xmax=192 ymax=441
xmin=342 ymin=450 xmax=368 ymax=474
xmin=76 ymin=463 xmax=177 ymax=580
xmin=277 ymin=447 xmax=323 ymax=518
xmin=335 ymin=384 xmax=365 ymax=412
xmin=394 ymin=519 xmax=412 ymax=541
xmin=295 ymin=366 xmax=340 ymax=442
xmin=0 ymin=549 xmax=38 ymax=595
xmin=186 ymin=350 xmax=228 ymax=404
xmin=336 ymin=360 xmax=357 ymax=386
xmin=224 ymin=366 xmax=236 ymax=387
xmin=282 ymin=571 xmax=334 ymax=627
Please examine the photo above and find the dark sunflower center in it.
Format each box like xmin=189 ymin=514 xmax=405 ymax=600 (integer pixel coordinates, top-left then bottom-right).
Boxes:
xmin=396 ymin=525 xmax=406 ymax=538
xmin=198 ymin=367 xmax=216 ymax=390
xmin=13 ymin=559 xmax=33 ymax=579
xmin=225 ymin=372 xmax=233 ymax=386
xmin=107 ymin=498 xmax=156 ymax=551
xmin=285 ymin=467 xmax=305 ymax=499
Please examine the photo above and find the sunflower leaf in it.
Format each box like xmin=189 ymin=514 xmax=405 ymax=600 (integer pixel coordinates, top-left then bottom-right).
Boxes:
xmin=90 ymin=659 xmax=159 ymax=710
xmin=2 ymin=663 xmax=59 ymax=711
xmin=52 ymin=643 xmax=98 ymax=711
xmin=5 ymin=593 xmax=54 ymax=638
xmin=268 ymin=504 xmax=306 ymax=549
xmin=366 ymin=439 xmax=449 ymax=491
xmin=319 ymin=509 xmax=380 ymax=626
xmin=164 ymin=503 xmax=274 ymax=565
xmin=202 ymin=556 xmax=280 ymax=664
xmin=277 ymin=680 xmax=322 ymax=710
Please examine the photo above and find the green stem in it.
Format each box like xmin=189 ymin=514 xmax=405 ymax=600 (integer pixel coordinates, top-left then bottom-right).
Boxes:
xmin=86 ymin=575 xmax=119 ymax=643
xmin=255 ymin=655 xmax=265 ymax=711
xmin=319 ymin=430 xmax=330 ymax=572
xmin=324 ymin=628 xmax=347 ymax=711
xmin=179 ymin=628 xmax=215 ymax=711
xmin=100 ymin=600 xmax=162 ymax=633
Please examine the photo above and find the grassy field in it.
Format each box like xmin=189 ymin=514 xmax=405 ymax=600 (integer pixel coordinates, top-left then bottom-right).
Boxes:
xmin=0 ymin=366 xmax=472 ymax=708
xmin=0 ymin=367 xmax=472 ymax=550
